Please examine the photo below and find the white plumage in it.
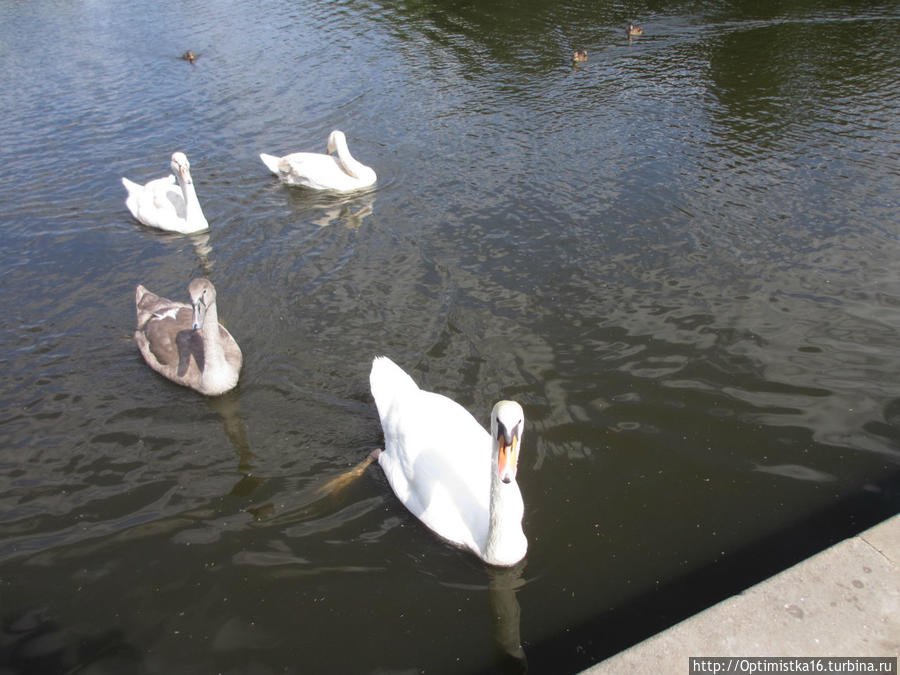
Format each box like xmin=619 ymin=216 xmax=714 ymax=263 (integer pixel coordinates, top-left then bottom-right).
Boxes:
xmin=260 ymin=130 xmax=376 ymax=192
xmin=122 ymin=152 xmax=209 ymax=234
xmin=369 ymin=356 xmax=527 ymax=566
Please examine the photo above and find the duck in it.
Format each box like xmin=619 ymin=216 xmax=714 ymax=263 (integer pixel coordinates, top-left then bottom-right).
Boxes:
xmin=572 ymin=50 xmax=588 ymax=63
xmin=368 ymin=356 xmax=527 ymax=567
xmin=121 ymin=152 xmax=209 ymax=234
xmin=627 ymin=23 xmax=643 ymax=37
xmin=259 ymin=130 xmax=377 ymax=192
xmin=134 ymin=278 xmax=242 ymax=396
xmin=181 ymin=50 xmax=197 ymax=63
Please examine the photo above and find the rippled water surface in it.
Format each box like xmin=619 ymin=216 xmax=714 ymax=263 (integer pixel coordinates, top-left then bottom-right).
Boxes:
xmin=1 ymin=0 xmax=898 ymax=672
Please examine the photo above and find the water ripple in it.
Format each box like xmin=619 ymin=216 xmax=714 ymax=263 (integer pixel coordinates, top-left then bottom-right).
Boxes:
xmin=0 ymin=0 xmax=898 ymax=671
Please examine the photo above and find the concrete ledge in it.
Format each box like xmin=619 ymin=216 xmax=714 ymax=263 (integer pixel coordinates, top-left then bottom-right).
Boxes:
xmin=584 ymin=514 xmax=900 ymax=673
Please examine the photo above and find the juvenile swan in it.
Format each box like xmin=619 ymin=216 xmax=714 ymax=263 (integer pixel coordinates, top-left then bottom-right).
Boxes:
xmin=134 ymin=278 xmax=241 ymax=396
xmin=260 ymin=130 xmax=377 ymax=192
xmin=369 ymin=356 xmax=527 ymax=566
xmin=122 ymin=152 xmax=209 ymax=234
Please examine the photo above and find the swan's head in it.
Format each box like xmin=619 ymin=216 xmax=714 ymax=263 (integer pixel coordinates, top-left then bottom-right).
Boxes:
xmin=170 ymin=152 xmax=193 ymax=185
xmin=189 ymin=278 xmax=216 ymax=331
xmin=491 ymin=400 xmax=525 ymax=485
xmin=326 ymin=130 xmax=346 ymax=155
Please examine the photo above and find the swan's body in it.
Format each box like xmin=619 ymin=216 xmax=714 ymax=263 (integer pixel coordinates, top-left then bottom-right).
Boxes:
xmin=260 ymin=130 xmax=377 ymax=192
xmin=134 ymin=278 xmax=241 ymax=396
xmin=122 ymin=152 xmax=209 ymax=234
xmin=573 ymin=50 xmax=588 ymax=62
xmin=369 ymin=356 xmax=527 ymax=566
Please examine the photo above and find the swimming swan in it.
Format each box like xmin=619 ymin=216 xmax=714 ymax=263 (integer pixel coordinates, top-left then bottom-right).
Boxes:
xmin=122 ymin=152 xmax=209 ymax=234
xmin=369 ymin=356 xmax=527 ymax=566
xmin=134 ymin=278 xmax=242 ymax=396
xmin=260 ymin=130 xmax=377 ymax=192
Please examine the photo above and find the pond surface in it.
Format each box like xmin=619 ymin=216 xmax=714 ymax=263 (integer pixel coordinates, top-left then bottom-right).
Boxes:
xmin=1 ymin=0 xmax=898 ymax=672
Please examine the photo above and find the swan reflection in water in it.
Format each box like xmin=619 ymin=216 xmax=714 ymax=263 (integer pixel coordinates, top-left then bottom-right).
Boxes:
xmin=264 ymin=169 xmax=377 ymax=230
xmin=292 ymin=190 xmax=375 ymax=230
xmin=187 ymin=231 xmax=213 ymax=274
xmin=309 ymin=197 xmax=374 ymax=229
xmin=132 ymin=227 xmax=214 ymax=274
xmin=205 ymin=390 xmax=267 ymax=503
xmin=487 ymin=561 xmax=528 ymax=673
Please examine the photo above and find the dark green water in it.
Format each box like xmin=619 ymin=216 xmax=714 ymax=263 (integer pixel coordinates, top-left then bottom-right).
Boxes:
xmin=0 ymin=0 xmax=898 ymax=672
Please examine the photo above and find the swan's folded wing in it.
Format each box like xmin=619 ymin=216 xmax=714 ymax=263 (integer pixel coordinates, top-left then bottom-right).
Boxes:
xmin=259 ymin=153 xmax=282 ymax=174
xmin=283 ymin=153 xmax=345 ymax=188
xmin=141 ymin=307 xmax=191 ymax=366
xmin=150 ymin=176 xmax=178 ymax=211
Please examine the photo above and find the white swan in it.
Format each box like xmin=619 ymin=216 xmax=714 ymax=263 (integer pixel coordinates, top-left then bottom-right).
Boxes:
xmin=122 ymin=152 xmax=209 ymax=234
xmin=134 ymin=278 xmax=242 ymax=396
xmin=369 ymin=356 xmax=527 ymax=566
xmin=260 ymin=130 xmax=377 ymax=192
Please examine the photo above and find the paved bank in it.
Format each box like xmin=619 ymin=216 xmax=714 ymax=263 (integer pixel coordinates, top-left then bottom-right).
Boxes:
xmin=583 ymin=514 xmax=900 ymax=673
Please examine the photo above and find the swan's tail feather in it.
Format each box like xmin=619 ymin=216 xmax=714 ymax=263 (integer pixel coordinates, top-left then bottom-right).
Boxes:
xmin=121 ymin=176 xmax=139 ymax=192
xmin=259 ymin=153 xmax=282 ymax=175
xmin=314 ymin=449 xmax=381 ymax=496
xmin=121 ymin=177 xmax=142 ymax=212
xmin=370 ymin=356 xmax=419 ymax=396
xmin=369 ymin=355 xmax=421 ymax=419
xmin=134 ymin=284 xmax=165 ymax=315
xmin=135 ymin=284 xmax=149 ymax=308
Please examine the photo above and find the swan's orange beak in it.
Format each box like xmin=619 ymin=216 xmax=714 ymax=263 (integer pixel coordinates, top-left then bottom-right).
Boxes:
xmin=498 ymin=435 xmax=519 ymax=484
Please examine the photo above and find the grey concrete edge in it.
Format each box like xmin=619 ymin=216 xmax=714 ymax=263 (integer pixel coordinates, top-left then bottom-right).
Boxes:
xmin=582 ymin=514 xmax=900 ymax=674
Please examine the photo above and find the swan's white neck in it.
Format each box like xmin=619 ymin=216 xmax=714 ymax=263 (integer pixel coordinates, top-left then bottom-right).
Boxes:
xmin=177 ymin=170 xmax=208 ymax=228
xmin=198 ymin=302 xmax=229 ymax=384
xmin=330 ymin=134 xmax=361 ymax=179
xmin=484 ymin=463 xmax=527 ymax=566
